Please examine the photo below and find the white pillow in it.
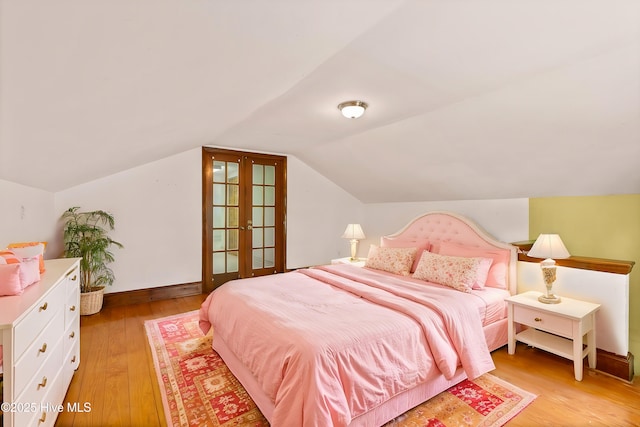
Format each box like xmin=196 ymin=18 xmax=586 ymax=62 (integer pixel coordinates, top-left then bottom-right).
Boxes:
xmin=10 ymin=243 xmax=45 ymax=259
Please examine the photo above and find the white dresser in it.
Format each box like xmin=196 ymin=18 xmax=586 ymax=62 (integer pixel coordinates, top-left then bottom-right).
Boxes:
xmin=0 ymin=258 xmax=81 ymax=427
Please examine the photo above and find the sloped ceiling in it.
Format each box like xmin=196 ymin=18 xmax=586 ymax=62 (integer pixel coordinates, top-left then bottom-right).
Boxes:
xmin=1 ymin=0 xmax=638 ymax=202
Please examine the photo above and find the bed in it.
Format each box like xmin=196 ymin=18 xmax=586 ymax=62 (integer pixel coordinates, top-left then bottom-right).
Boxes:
xmin=199 ymin=211 xmax=517 ymax=426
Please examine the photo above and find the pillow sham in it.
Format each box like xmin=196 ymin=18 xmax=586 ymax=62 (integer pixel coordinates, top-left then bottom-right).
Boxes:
xmin=365 ymin=245 xmax=418 ymax=276
xmin=18 ymin=257 xmax=41 ymax=289
xmin=412 ymin=250 xmax=492 ymax=292
xmin=437 ymin=241 xmax=510 ymax=289
xmin=0 ymin=263 xmax=23 ymax=296
xmin=8 ymin=242 xmax=46 ymax=274
xmin=380 ymin=237 xmax=431 ymax=272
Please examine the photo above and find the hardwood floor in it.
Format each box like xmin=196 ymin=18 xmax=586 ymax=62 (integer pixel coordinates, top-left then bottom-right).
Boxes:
xmin=56 ymin=295 xmax=640 ymax=426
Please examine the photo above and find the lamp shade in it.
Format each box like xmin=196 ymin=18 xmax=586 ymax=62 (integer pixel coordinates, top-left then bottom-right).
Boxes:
xmin=341 ymin=224 xmax=365 ymax=240
xmin=528 ymin=234 xmax=570 ymax=260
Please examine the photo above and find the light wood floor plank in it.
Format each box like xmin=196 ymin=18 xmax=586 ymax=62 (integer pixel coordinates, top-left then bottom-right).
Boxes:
xmin=57 ymin=294 xmax=639 ymax=426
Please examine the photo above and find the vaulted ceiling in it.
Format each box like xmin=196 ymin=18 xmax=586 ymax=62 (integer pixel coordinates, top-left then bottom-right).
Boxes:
xmin=1 ymin=0 xmax=638 ymax=202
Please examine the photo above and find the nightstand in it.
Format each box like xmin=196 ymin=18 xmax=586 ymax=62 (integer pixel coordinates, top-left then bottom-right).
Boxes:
xmin=331 ymin=257 xmax=366 ymax=267
xmin=506 ymin=291 xmax=600 ymax=381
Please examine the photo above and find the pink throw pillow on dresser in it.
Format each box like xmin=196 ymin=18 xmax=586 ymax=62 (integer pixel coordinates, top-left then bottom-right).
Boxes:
xmin=0 ymin=263 xmax=23 ymax=296
xmin=437 ymin=241 xmax=509 ymax=289
xmin=18 ymin=257 xmax=41 ymax=289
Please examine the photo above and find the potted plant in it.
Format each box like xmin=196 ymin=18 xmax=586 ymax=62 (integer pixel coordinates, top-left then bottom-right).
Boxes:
xmin=62 ymin=207 xmax=123 ymax=315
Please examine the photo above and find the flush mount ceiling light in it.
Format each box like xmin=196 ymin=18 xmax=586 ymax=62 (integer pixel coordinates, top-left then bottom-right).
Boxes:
xmin=338 ymin=100 xmax=368 ymax=119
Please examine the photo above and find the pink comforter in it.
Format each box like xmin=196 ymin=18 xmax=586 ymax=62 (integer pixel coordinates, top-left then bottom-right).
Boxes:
xmin=199 ymin=264 xmax=495 ymax=426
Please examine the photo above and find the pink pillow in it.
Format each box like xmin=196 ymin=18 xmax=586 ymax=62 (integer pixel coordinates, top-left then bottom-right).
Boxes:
xmin=18 ymin=257 xmax=41 ymax=289
xmin=381 ymin=237 xmax=431 ymax=272
xmin=412 ymin=251 xmax=491 ymax=292
xmin=365 ymin=245 xmax=418 ymax=276
xmin=0 ymin=263 xmax=23 ymax=296
xmin=437 ymin=241 xmax=510 ymax=289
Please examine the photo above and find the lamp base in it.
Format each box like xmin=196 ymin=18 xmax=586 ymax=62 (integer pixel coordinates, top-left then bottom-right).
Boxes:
xmin=538 ymin=294 xmax=561 ymax=304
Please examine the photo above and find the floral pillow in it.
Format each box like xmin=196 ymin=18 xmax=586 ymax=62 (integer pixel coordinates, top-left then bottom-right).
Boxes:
xmin=413 ymin=251 xmax=493 ymax=292
xmin=365 ymin=245 xmax=418 ymax=276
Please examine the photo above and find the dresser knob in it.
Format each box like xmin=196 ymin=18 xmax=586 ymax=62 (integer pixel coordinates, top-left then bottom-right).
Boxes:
xmin=71 ymin=275 xmax=77 ymax=281
xmin=534 ymin=317 xmax=542 ymax=322
xmin=38 ymin=413 xmax=47 ymax=424
xmin=39 ymin=302 xmax=48 ymax=311
xmin=70 ymin=305 xmax=77 ymax=311
xmin=38 ymin=376 xmax=48 ymax=389
xmin=39 ymin=343 xmax=48 ymax=353
xmin=71 ymin=356 xmax=77 ymax=363
xmin=70 ymin=331 xmax=75 ymax=338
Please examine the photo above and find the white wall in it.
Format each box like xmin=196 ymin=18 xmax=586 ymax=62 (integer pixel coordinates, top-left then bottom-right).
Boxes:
xmin=55 ymin=149 xmax=202 ymax=293
xmin=359 ymin=199 xmax=530 ymax=258
xmin=286 ymin=156 xmax=364 ymax=268
xmin=0 ymin=179 xmax=56 ymax=252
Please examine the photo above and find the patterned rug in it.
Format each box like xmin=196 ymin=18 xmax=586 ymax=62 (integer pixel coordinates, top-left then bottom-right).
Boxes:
xmin=145 ymin=311 xmax=535 ymax=427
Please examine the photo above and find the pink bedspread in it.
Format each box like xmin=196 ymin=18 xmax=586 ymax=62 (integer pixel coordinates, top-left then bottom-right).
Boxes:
xmin=199 ymin=264 xmax=495 ymax=426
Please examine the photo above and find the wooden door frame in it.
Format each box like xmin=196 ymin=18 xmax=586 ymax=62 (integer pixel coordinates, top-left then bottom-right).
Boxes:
xmin=202 ymin=147 xmax=287 ymax=293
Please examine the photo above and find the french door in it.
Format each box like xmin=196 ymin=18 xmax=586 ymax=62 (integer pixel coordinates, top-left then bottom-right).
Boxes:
xmin=202 ymin=147 xmax=287 ymax=292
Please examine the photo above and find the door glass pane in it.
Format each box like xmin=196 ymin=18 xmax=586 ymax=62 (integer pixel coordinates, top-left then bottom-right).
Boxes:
xmin=264 ymin=248 xmax=275 ymax=268
xmin=264 ymin=187 xmax=275 ymax=206
xmin=253 ymin=185 xmax=263 ymax=205
xmin=265 ymin=207 xmax=275 ymax=226
xmin=227 ymin=184 xmax=239 ymax=206
xmin=213 ymin=207 xmax=225 ymax=228
xmin=264 ymin=227 xmax=275 ymax=247
xmin=265 ymin=165 xmax=275 ymax=185
xmin=253 ymin=164 xmax=264 ymax=184
xmin=253 ymin=207 xmax=263 ymax=226
xmin=227 ymin=207 xmax=239 ymax=227
xmin=227 ymin=162 xmax=239 ymax=183
xmin=213 ymin=161 xmax=226 ymax=183
xmin=213 ymin=183 xmax=226 ymax=205
xmin=227 ymin=229 xmax=239 ymax=250
xmin=252 ymin=228 xmax=263 ymax=248
xmin=227 ymin=251 xmax=238 ymax=272
xmin=213 ymin=252 xmax=225 ymax=273
xmin=253 ymin=249 xmax=263 ymax=269
xmin=213 ymin=230 xmax=225 ymax=251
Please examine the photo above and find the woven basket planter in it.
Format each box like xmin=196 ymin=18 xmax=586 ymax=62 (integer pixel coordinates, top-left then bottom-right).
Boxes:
xmin=80 ymin=287 xmax=105 ymax=315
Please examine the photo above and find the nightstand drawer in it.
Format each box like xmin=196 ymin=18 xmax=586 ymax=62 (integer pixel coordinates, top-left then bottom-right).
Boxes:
xmin=513 ymin=305 xmax=573 ymax=337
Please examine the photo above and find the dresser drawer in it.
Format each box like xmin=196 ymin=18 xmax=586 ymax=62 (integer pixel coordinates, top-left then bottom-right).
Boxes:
xmin=14 ymin=282 xmax=65 ymax=358
xmin=65 ymin=286 xmax=80 ymax=328
xmin=513 ymin=305 xmax=573 ymax=338
xmin=65 ymin=266 xmax=80 ymax=296
xmin=15 ymin=337 xmax=63 ymax=413
xmin=14 ymin=309 xmax=64 ymax=395
xmin=14 ymin=363 xmax=65 ymax=427
xmin=63 ymin=317 xmax=79 ymax=358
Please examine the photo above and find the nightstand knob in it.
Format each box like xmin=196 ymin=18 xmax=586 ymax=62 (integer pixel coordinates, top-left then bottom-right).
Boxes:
xmin=534 ymin=317 xmax=542 ymax=322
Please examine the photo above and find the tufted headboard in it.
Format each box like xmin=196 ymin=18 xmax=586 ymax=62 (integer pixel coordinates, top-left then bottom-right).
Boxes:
xmin=382 ymin=211 xmax=518 ymax=295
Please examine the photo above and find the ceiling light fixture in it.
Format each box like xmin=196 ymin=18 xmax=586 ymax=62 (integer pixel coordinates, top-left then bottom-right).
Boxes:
xmin=338 ymin=100 xmax=368 ymax=119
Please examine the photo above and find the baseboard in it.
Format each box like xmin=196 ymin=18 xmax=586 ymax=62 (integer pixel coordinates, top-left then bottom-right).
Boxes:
xmin=597 ymin=349 xmax=635 ymax=382
xmin=103 ymin=281 xmax=203 ymax=308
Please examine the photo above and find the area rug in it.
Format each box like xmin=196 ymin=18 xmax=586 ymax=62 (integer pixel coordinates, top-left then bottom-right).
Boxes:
xmin=145 ymin=311 xmax=536 ymax=427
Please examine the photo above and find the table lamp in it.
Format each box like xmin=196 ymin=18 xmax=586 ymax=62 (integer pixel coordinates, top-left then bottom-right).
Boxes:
xmin=527 ymin=234 xmax=571 ymax=303
xmin=341 ymin=224 xmax=365 ymax=261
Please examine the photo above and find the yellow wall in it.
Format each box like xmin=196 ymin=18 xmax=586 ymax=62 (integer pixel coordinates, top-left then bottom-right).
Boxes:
xmin=530 ymin=194 xmax=640 ymax=373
